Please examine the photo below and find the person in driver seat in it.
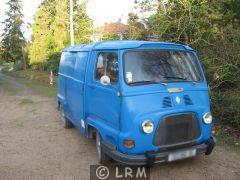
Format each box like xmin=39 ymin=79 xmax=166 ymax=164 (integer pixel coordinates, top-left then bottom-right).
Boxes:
xmin=107 ymin=54 xmax=118 ymax=83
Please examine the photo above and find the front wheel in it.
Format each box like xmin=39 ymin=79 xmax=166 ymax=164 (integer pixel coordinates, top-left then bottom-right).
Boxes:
xmin=96 ymin=132 xmax=111 ymax=164
xmin=59 ymin=104 xmax=73 ymax=129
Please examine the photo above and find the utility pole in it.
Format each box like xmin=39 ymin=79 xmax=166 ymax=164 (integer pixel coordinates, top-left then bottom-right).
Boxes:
xmin=70 ymin=0 xmax=75 ymax=46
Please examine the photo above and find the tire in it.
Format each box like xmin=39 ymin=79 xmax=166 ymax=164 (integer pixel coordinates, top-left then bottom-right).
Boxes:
xmin=59 ymin=104 xmax=73 ymax=129
xmin=96 ymin=132 xmax=112 ymax=164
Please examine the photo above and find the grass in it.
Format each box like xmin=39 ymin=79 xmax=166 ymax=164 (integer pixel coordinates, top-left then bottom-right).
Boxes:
xmin=27 ymin=81 xmax=57 ymax=97
xmin=29 ymin=108 xmax=37 ymax=113
xmin=7 ymin=119 xmax=24 ymax=128
xmin=0 ymin=78 xmax=18 ymax=95
xmin=19 ymin=98 xmax=34 ymax=105
xmin=5 ymin=69 xmax=58 ymax=85
xmin=4 ymin=69 xmax=57 ymax=98
xmin=211 ymin=90 xmax=240 ymax=151
xmin=216 ymin=124 xmax=240 ymax=151
xmin=14 ymin=122 xmax=24 ymax=128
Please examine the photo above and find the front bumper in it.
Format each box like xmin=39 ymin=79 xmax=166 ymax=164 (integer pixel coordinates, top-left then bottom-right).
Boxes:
xmin=102 ymin=136 xmax=216 ymax=166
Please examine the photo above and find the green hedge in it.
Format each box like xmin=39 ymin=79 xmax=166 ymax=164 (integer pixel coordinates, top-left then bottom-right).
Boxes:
xmin=211 ymin=90 xmax=240 ymax=129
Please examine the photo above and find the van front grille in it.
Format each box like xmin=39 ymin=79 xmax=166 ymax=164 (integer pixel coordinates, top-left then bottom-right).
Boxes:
xmin=153 ymin=113 xmax=201 ymax=148
xmin=162 ymin=97 xmax=172 ymax=108
xmin=184 ymin=95 xmax=193 ymax=105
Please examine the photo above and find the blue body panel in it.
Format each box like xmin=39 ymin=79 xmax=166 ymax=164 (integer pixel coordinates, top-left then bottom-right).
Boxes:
xmin=58 ymin=40 xmax=212 ymax=155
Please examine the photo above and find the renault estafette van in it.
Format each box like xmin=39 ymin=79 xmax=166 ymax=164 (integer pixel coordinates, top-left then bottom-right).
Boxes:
xmin=58 ymin=40 xmax=216 ymax=165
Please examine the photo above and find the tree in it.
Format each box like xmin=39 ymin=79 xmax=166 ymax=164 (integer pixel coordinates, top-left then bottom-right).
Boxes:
xmin=148 ymin=0 xmax=218 ymax=45
xmin=0 ymin=0 xmax=26 ymax=68
xmin=220 ymin=0 xmax=240 ymax=27
xmin=74 ymin=0 xmax=93 ymax=44
xmin=29 ymin=0 xmax=56 ymax=68
xmin=127 ymin=13 xmax=147 ymax=40
xmin=52 ymin=0 xmax=92 ymax=47
xmin=101 ymin=32 xmax=120 ymax=41
xmin=52 ymin=0 xmax=69 ymax=52
xmin=29 ymin=0 xmax=92 ymax=68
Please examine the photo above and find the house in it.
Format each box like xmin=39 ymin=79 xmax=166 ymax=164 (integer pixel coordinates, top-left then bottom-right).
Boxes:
xmin=92 ymin=19 xmax=128 ymax=42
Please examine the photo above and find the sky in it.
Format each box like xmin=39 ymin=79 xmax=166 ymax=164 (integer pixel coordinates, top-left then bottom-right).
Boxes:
xmin=0 ymin=0 xmax=136 ymax=40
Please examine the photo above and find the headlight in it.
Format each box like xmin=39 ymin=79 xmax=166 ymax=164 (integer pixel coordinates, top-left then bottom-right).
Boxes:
xmin=203 ymin=112 xmax=212 ymax=124
xmin=142 ymin=120 xmax=154 ymax=134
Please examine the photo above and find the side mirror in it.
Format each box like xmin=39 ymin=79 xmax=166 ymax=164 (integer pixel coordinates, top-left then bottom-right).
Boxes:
xmin=100 ymin=75 xmax=111 ymax=85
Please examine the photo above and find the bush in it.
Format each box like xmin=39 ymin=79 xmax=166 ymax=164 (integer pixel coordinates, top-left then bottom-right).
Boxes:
xmin=211 ymin=90 xmax=240 ymax=130
xmin=199 ymin=28 xmax=240 ymax=91
xmin=43 ymin=52 xmax=61 ymax=75
xmin=1 ymin=62 xmax=14 ymax=72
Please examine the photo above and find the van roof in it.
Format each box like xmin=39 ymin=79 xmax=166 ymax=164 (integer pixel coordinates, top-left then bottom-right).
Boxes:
xmin=63 ymin=40 xmax=194 ymax=52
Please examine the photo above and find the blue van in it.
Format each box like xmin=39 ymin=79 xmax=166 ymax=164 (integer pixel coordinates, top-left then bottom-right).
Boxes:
xmin=58 ymin=40 xmax=216 ymax=165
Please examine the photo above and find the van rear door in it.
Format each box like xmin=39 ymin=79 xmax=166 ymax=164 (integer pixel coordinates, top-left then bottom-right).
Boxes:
xmin=67 ymin=52 xmax=88 ymax=132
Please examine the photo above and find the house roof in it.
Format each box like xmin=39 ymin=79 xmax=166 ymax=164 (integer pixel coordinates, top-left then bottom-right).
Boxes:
xmin=94 ymin=22 xmax=128 ymax=35
xmin=103 ymin=22 xmax=128 ymax=34
xmin=63 ymin=40 xmax=194 ymax=52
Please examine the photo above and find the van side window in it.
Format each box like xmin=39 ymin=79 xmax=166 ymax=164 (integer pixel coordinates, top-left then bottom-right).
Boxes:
xmin=95 ymin=52 xmax=118 ymax=84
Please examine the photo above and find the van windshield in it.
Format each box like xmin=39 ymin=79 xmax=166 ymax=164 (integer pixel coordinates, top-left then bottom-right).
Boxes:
xmin=124 ymin=50 xmax=202 ymax=85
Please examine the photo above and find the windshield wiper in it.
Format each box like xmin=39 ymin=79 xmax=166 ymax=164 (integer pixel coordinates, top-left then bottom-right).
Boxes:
xmin=128 ymin=80 xmax=168 ymax=86
xmin=190 ymin=80 xmax=198 ymax=85
xmin=128 ymin=80 xmax=159 ymax=85
xmin=163 ymin=76 xmax=199 ymax=85
xmin=163 ymin=76 xmax=187 ymax=80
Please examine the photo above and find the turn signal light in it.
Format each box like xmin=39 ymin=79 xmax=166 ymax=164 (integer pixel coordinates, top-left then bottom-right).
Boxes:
xmin=123 ymin=140 xmax=135 ymax=149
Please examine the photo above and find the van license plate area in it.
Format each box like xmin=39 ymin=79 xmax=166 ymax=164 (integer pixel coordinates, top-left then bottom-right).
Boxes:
xmin=168 ymin=149 xmax=196 ymax=162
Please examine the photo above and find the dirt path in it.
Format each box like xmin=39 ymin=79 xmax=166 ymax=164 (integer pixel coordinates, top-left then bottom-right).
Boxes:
xmin=0 ymin=73 xmax=240 ymax=180
xmin=0 ymin=73 xmax=32 ymax=95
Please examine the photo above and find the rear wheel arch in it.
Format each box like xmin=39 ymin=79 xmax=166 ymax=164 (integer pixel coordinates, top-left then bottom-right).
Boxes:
xmin=58 ymin=102 xmax=73 ymax=129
